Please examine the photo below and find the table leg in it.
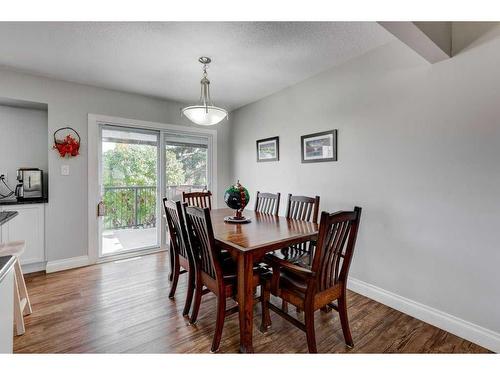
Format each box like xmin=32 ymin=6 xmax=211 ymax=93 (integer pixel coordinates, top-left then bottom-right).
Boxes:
xmin=237 ymin=252 xmax=254 ymax=353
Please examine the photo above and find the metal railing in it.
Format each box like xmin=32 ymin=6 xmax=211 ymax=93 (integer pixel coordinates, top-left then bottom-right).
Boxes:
xmin=103 ymin=186 xmax=156 ymax=230
xmin=103 ymin=184 xmax=207 ymax=230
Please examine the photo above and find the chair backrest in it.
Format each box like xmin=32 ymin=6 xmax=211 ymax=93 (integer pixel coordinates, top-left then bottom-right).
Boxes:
xmin=285 ymin=194 xmax=320 ymax=223
xmin=183 ymin=205 xmax=220 ymax=281
xmin=183 ymin=191 xmax=212 ymax=210
xmin=311 ymin=207 xmax=362 ymax=293
xmin=254 ymin=191 xmax=281 ymax=215
xmin=162 ymin=199 xmax=190 ymax=261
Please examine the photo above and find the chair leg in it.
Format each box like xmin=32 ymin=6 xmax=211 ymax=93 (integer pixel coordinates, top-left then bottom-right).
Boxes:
xmin=189 ymin=281 xmax=203 ymax=324
xmin=12 ymin=269 xmax=25 ymax=336
xmin=210 ymin=294 xmax=227 ymax=353
xmin=304 ymin=307 xmax=317 ymax=353
xmin=260 ymin=281 xmax=271 ymax=332
xmin=281 ymin=300 xmax=288 ymax=313
xmin=14 ymin=260 xmax=32 ymax=315
xmin=182 ymin=268 xmax=195 ymax=317
xmin=338 ymin=295 xmax=353 ymax=348
xmin=168 ymin=256 xmax=180 ymax=299
xmin=168 ymin=239 xmax=174 ymax=282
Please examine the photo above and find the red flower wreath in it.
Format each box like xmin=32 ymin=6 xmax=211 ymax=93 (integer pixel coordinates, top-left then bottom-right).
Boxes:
xmin=53 ymin=128 xmax=80 ymax=157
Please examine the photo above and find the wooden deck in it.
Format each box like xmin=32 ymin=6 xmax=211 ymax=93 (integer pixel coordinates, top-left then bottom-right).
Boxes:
xmin=14 ymin=252 xmax=490 ymax=353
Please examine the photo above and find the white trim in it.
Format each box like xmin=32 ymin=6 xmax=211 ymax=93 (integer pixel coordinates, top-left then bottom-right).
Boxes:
xmin=21 ymin=262 xmax=46 ymax=274
xmin=88 ymin=113 xmax=218 ymax=265
xmin=348 ymin=277 xmax=500 ymax=353
xmin=97 ymin=247 xmax=166 ymax=264
xmin=46 ymin=256 xmax=90 ymax=274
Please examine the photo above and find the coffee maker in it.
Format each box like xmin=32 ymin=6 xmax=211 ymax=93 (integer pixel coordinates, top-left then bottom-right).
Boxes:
xmin=15 ymin=168 xmax=43 ymax=199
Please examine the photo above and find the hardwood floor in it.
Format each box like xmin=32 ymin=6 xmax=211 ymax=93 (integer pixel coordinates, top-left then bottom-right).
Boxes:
xmin=14 ymin=252 xmax=490 ymax=353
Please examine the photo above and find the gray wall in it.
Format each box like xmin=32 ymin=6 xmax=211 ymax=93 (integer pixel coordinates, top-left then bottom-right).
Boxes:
xmin=229 ymin=37 xmax=500 ymax=334
xmin=0 ymin=68 xmax=230 ymax=262
xmin=0 ymin=105 xmax=48 ymax=193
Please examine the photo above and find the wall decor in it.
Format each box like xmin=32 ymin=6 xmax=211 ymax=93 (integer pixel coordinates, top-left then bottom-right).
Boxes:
xmin=301 ymin=130 xmax=337 ymax=163
xmin=53 ymin=127 xmax=80 ymax=157
xmin=256 ymin=136 xmax=279 ymax=162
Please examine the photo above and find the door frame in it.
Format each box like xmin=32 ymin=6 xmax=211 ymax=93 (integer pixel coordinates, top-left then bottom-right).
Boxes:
xmin=88 ymin=113 xmax=218 ymax=264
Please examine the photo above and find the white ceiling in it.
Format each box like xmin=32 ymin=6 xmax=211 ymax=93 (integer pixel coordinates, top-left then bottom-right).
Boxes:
xmin=0 ymin=22 xmax=394 ymax=110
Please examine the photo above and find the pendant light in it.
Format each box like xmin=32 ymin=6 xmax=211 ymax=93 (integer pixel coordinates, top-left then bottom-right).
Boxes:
xmin=181 ymin=57 xmax=228 ymax=126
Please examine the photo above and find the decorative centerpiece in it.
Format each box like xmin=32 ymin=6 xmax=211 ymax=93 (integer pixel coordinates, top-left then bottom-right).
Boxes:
xmin=223 ymin=180 xmax=251 ymax=223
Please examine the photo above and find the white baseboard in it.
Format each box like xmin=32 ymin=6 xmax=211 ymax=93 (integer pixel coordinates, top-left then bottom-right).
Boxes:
xmin=46 ymin=255 xmax=91 ymax=274
xmin=348 ymin=277 xmax=500 ymax=353
xmin=21 ymin=261 xmax=46 ymax=274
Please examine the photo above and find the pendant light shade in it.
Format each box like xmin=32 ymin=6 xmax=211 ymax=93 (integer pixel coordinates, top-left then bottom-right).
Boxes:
xmin=181 ymin=105 xmax=228 ymax=126
xmin=181 ymin=57 xmax=228 ymax=126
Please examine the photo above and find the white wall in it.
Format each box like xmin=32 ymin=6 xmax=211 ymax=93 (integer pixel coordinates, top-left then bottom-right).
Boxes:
xmin=0 ymin=105 xmax=48 ymax=193
xmin=0 ymin=68 xmax=230 ymax=263
xmin=229 ymin=33 xmax=500 ymax=342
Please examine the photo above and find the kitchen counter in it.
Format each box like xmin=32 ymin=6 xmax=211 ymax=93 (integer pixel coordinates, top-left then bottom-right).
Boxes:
xmin=0 ymin=255 xmax=15 ymax=283
xmin=0 ymin=197 xmax=48 ymax=205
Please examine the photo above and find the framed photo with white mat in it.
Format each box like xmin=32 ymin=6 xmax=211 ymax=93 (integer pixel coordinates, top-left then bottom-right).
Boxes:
xmin=301 ymin=130 xmax=337 ymax=163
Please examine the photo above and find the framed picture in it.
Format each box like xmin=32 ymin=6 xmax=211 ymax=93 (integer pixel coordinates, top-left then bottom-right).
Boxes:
xmin=301 ymin=130 xmax=337 ymax=163
xmin=256 ymin=136 xmax=279 ymax=162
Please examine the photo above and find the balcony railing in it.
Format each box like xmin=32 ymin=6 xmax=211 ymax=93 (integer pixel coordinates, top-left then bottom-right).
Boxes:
xmin=103 ymin=184 xmax=207 ymax=230
xmin=103 ymin=186 xmax=156 ymax=230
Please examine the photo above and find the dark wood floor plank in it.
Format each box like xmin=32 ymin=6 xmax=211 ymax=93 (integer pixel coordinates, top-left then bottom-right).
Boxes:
xmin=14 ymin=252 xmax=491 ymax=354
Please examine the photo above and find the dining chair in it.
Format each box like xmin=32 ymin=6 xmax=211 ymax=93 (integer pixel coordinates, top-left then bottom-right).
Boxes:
xmin=260 ymin=207 xmax=362 ymax=353
xmin=183 ymin=205 xmax=270 ymax=353
xmin=0 ymin=240 xmax=32 ymax=335
xmin=276 ymin=194 xmax=321 ymax=314
xmin=182 ymin=190 xmax=212 ymax=210
xmin=163 ymin=199 xmax=195 ymax=317
xmin=280 ymin=194 xmax=320 ymax=260
xmin=254 ymin=191 xmax=281 ymax=215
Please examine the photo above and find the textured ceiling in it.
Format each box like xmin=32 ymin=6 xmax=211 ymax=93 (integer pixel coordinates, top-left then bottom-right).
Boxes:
xmin=0 ymin=22 xmax=394 ymax=110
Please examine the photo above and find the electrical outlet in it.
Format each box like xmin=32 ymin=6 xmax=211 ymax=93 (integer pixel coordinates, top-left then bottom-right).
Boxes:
xmin=61 ymin=165 xmax=70 ymax=176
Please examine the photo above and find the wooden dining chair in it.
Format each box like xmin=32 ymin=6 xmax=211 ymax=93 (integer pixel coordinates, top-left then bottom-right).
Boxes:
xmin=286 ymin=194 xmax=320 ymax=223
xmin=182 ymin=190 xmax=212 ymax=210
xmin=0 ymin=240 xmax=32 ymax=335
xmin=163 ymin=199 xmax=195 ymax=317
xmin=254 ymin=191 xmax=281 ymax=215
xmin=281 ymin=194 xmax=320 ymax=258
xmin=183 ymin=205 xmax=270 ymax=353
xmin=261 ymin=207 xmax=362 ymax=353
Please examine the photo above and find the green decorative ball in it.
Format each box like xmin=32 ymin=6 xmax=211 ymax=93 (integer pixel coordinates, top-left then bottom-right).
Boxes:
xmin=224 ymin=181 xmax=250 ymax=211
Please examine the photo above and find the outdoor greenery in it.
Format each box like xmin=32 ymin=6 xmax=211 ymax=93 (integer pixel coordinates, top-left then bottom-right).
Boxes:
xmin=102 ymin=142 xmax=207 ymax=230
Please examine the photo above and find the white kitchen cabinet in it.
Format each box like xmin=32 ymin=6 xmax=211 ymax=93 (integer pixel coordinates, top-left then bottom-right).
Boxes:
xmin=0 ymin=204 xmax=45 ymax=265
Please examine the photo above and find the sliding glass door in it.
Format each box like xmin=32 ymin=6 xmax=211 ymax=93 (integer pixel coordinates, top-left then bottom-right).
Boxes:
xmin=100 ymin=126 xmax=160 ymax=257
xmin=164 ymin=133 xmax=211 ymax=201
xmin=96 ymin=124 xmax=213 ymax=260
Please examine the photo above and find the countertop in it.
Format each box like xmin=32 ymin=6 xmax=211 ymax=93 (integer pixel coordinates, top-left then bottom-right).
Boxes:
xmin=0 ymin=255 xmax=15 ymax=283
xmin=0 ymin=211 xmax=18 ymax=226
xmin=0 ymin=197 xmax=48 ymax=206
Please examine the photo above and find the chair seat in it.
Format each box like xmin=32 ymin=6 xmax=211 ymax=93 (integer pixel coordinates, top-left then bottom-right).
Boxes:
xmin=0 ymin=240 xmax=25 ymax=257
xmin=279 ymin=269 xmax=308 ymax=295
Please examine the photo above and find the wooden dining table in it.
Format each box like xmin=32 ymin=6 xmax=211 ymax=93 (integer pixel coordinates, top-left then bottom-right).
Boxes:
xmin=210 ymin=208 xmax=319 ymax=353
